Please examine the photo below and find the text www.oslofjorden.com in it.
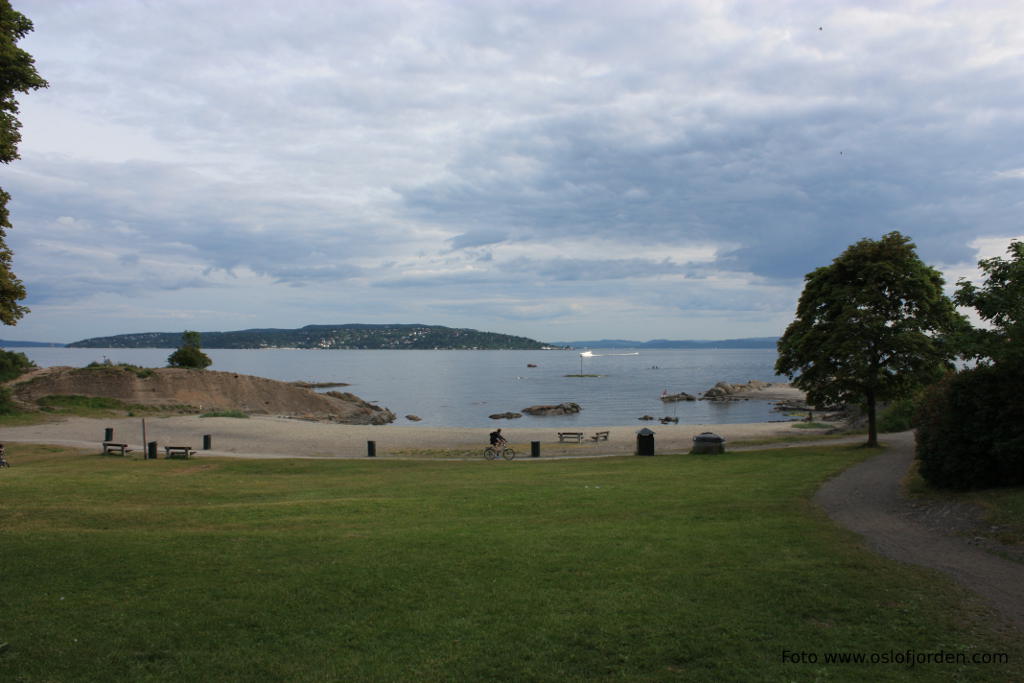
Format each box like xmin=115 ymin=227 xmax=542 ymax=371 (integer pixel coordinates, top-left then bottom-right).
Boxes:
xmin=782 ymin=649 xmax=1008 ymax=667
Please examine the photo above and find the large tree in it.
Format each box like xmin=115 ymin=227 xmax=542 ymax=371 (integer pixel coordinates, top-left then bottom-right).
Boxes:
xmin=776 ymin=231 xmax=963 ymax=447
xmin=953 ymin=240 xmax=1024 ymax=368
xmin=0 ymin=1 xmax=47 ymax=325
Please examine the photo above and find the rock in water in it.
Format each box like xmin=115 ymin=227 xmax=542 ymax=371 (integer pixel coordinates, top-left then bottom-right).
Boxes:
xmin=521 ymin=402 xmax=582 ymax=416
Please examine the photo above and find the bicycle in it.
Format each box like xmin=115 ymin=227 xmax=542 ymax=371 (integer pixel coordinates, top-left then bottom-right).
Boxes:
xmin=483 ymin=442 xmax=515 ymax=460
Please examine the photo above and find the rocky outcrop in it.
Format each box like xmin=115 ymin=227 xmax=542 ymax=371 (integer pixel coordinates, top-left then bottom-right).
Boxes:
xmin=701 ymin=380 xmax=772 ymax=400
xmin=521 ymin=402 xmax=582 ymax=416
xmin=660 ymin=392 xmax=696 ymax=402
xmin=489 ymin=412 xmax=523 ymax=420
xmin=10 ymin=366 xmax=396 ymax=425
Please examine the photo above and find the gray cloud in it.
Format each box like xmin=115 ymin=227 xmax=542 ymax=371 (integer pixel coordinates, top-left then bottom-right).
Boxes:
xmin=5 ymin=0 xmax=1023 ymax=341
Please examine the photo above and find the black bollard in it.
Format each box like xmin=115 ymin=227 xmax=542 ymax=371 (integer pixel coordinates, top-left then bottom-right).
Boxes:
xmin=147 ymin=441 xmax=157 ymax=460
xmin=531 ymin=441 xmax=540 ymax=458
xmin=203 ymin=434 xmax=212 ymax=450
xmin=104 ymin=427 xmax=114 ymax=442
xmin=367 ymin=440 xmax=376 ymax=458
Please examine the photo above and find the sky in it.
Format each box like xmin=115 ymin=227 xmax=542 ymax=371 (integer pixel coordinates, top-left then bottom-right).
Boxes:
xmin=2 ymin=0 xmax=1022 ymax=344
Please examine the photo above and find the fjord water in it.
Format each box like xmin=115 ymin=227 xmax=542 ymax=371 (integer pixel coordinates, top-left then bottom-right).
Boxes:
xmin=12 ymin=347 xmax=790 ymax=428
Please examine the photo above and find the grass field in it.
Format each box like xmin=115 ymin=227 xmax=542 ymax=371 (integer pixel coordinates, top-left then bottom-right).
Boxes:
xmin=1 ymin=443 xmax=1021 ymax=681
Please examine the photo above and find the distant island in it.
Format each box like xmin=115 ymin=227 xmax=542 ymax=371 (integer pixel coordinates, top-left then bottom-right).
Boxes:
xmin=557 ymin=337 xmax=779 ymax=349
xmin=66 ymin=324 xmax=557 ymax=351
xmin=0 ymin=339 xmax=66 ymax=348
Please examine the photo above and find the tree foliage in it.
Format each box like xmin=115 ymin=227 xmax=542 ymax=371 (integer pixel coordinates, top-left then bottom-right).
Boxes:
xmin=915 ymin=239 xmax=1024 ymax=489
xmin=0 ymin=1 xmax=47 ymax=325
xmin=953 ymin=240 xmax=1024 ymax=368
xmin=775 ymin=231 xmax=963 ymax=447
xmin=167 ymin=330 xmax=212 ymax=369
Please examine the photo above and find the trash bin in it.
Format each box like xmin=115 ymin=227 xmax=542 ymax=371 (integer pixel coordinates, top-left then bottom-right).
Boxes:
xmin=636 ymin=428 xmax=655 ymax=456
xmin=691 ymin=432 xmax=725 ymax=455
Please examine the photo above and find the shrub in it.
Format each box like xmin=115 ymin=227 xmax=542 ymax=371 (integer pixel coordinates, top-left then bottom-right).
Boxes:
xmin=915 ymin=366 xmax=1024 ymax=490
xmin=167 ymin=345 xmax=212 ymax=369
xmin=877 ymin=395 xmax=921 ymax=433
xmin=0 ymin=349 xmax=35 ymax=382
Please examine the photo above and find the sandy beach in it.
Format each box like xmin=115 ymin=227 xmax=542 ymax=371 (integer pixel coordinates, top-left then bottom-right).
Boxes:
xmin=0 ymin=413 xmax=821 ymax=460
xmin=0 ymin=383 xmax=819 ymax=459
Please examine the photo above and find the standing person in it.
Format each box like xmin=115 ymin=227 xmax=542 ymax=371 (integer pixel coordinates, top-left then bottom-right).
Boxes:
xmin=0 ymin=444 xmax=9 ymax=467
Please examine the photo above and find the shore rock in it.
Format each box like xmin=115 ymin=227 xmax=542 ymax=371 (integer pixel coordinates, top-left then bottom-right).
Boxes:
xmin=701 ymin=379 xmax=772 ymax=400
xmin=660 ymin=392 xmax=696 ymax=402
xmin=489 ymin=412 xmax=523 ymax=419
xmin=405 ymin=414 xmax=422 ymax=421
xmin=10 ymin=366 xmax=396 ymax=425
xmin=521 ymin=402 xmax=582 ymax=416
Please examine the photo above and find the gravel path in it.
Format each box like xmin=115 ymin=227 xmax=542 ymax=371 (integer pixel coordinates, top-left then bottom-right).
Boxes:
xmin=814 ymin=431 xmax=1024 ymax=632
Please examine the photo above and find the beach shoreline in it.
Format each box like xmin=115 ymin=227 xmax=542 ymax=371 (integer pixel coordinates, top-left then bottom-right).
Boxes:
xmin=0 ymin=411 xmax=829 ymax=460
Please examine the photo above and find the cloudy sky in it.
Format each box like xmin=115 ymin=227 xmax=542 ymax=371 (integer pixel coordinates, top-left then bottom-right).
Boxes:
xmin=3 ymin=0 xmax=1022 ymax=344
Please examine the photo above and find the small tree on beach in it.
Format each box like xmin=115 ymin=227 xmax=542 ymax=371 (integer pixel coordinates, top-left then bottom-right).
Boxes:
xmin=775 ymin=231 xmax=963 ymax=447
xmin=168 ymin=330 xmax=212 ymax=369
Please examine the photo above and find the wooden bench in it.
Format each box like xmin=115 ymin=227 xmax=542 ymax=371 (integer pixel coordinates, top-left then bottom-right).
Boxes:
xmin=102 ymin=442 xmax=132 ymax=456
xmin=164 ymin=445 xmax=196 ymax=459
xmin=590 ymin=431 xmax=610 ymax=442
xmin=557 ymin=432 xmax=584 ymax=443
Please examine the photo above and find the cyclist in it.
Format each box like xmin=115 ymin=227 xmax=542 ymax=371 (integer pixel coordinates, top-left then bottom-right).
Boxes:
xmin=489 ymin=429 xmax=507 ymax=449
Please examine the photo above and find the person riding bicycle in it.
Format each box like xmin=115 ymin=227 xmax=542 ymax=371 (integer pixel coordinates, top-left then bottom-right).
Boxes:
xmin=489 ymin=429 xmax=507 ymax=449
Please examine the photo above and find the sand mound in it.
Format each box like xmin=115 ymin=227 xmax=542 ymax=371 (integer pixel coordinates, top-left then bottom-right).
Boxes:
xmin=8 ymin=366 xmax=395 ymax=425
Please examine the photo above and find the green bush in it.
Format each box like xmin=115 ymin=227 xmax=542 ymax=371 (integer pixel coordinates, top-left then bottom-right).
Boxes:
xmin=167 ymin=345 xmax=212 ymax=369
xmin=915 ymin=366 xmax=1024 ymax=490
xmin=877 ymin=395 xmax=920 ymax=433
xmin=0 ymin=349 xmax=35 ymax=382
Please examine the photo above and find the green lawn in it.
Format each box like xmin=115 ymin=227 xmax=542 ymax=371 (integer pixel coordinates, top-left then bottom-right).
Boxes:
xmin=1 ymin=443 xmax=1021 ymax=681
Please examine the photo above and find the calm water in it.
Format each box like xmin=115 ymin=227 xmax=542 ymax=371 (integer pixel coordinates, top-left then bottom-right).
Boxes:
xmin=9 ymin=347 xmax=791 ymax=428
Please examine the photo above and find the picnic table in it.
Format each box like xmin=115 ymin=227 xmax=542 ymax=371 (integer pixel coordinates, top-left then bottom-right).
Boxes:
xmin=557 ymin=432 xmax=584 ymax=443
xmin=164 ymin=445 xmax=196 ymax=459
xmin=102 ymin=442 xmax=132 ymax=456
xmin=590 ymin=431 xmax=610 ymax=442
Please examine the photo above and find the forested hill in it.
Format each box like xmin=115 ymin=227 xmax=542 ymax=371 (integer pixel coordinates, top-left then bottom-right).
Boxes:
xmin=67 ymin=324 xmax=554 ymax=350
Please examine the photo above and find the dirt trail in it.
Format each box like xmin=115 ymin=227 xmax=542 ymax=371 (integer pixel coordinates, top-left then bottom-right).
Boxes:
xmin=814 ymin=431 xmax=1024 ymax=632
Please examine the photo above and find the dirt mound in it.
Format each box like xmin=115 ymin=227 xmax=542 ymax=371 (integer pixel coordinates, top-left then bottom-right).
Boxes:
xmin=8 ymin=366 xmax=395 ymax=425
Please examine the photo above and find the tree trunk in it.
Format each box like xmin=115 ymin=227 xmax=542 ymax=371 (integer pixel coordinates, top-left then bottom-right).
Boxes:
xmin=865 ymin=388 xmax=878 ymax=448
